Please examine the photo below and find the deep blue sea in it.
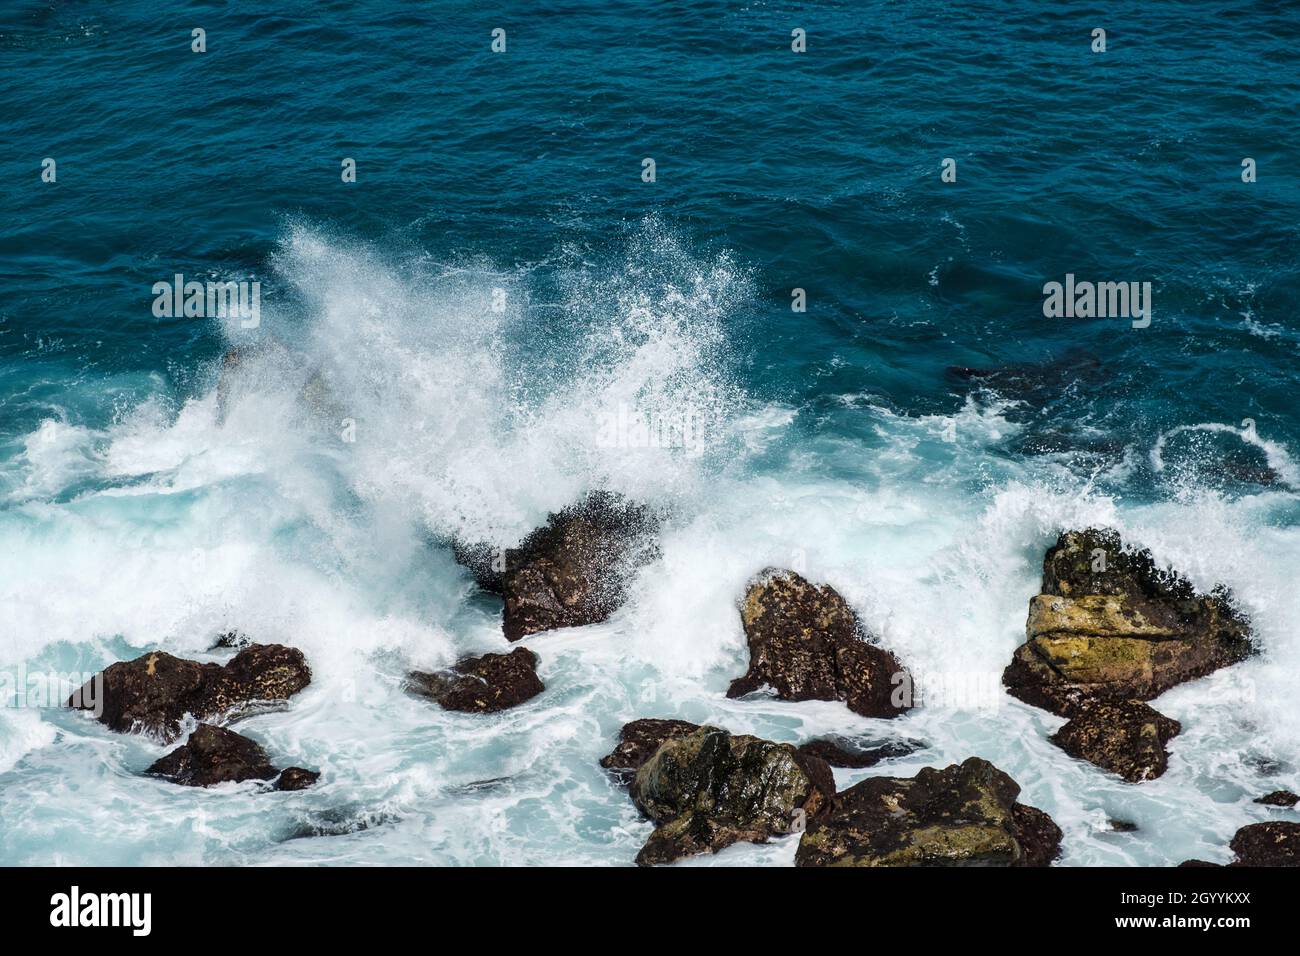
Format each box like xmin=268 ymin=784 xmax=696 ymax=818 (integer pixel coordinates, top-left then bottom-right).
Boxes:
xmin=1 ymin=1 xmax=1298 ymax=865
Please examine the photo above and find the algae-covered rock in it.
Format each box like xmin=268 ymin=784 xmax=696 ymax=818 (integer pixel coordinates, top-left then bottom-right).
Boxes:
xmin=795 ymin=756 xmax=1060 ymax=867
xmin=68 ymin=644 xmax=312 ymax=743
xmin=1050 ymin=699 xmax=1182 ymax=782
xmin=600 ymin=718 xmax=701 ymax=782
xmin=1004 ymin=529 xmax=1252 ymax=717
xmin=628 ymin=725 xmax=834 ymax=866
xmin=498 ymin=492 xmax=660 ymax=642
xmin=407 ymin=647 xmax=543 ymax=714
xmin=726 ymin=569 xmax=911 ymax=719
xmin=146 ymin=724 xmax=280 ymax=787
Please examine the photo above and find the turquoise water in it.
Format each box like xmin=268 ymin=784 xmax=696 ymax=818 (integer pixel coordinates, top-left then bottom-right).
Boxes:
xmin=1 ymin=1 xmax=1298 ymax=865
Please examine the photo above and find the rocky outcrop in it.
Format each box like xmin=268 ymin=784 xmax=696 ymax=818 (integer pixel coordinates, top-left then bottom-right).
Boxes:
xmin=1051 ymin=700 xmax=1182 ymax=782
xmin=727 ymin=570 xmax=911 ymax=719
xmin=1003 ymin=529 xmax=1253 ymax=717
xmin=795 ymin=757 xmax=1061 ymax=867
xmin=600 ymin=718 xmax=702 ymax=782
xmin=275 ymin=767 xmax=321 ymax=791
xmin=494 ymin=492 xmax=659 ymax=642
xmin=796 ymin=736 xmax=925 ymax=769
xmin=407 ymin=647 xmax=544 ymax=713
xmin=1255 ymin=790 xmax=1299 ymax=808
xmin=627 ymin=725 xmax=835 ymax=866
xmin=68 ymin=644 xmax=312 ymax=742
xmin=1229 ymin=822 xmax=1300 ymax=866
xmin=451 ymin=540 xmax=506 ymax=594
xmin=145 ymin=723 xmax=317 ymax=790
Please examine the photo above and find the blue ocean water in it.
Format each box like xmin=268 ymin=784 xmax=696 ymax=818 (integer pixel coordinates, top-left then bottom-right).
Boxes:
xmin=1 ymin=1 xmax=1298 ymax=865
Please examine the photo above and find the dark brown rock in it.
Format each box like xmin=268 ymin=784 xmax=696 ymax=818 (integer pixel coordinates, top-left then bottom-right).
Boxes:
xmin=275 ymin=767 xmax=321 ymax=791
xmin=1050 ymin=699 xmax=1182 ymax=782
xmin=600 ymin=718 xmax=701 ymax=782
xmin=1229 ymin=821 xmax=1300 ymax=866
xmin=796 ymin=736 xmax=925 ymax=769
xmin=726 ymin=569 xmax=911 ymax=719
xmin=451 ymin=540 xmax=505 ymax=595
xmin=1254 ymin=790 xmax=1300 ymax=808
xmin=500 ymin=492 xmax=659 ymax=642
xmin=1178 ymin=859 xmax=1222 ymax=867
xmin=1003 ymin=529 xmax=1253 ymax=717
xmin=407 ymin=647 xmax=543 ymax=713
xmin=628 ymin=725 xmax=835 ymax=866
xmin=146 ymin=724 xmax=279 ymax=787
xmin=68 ymin=644 xmax=311 ymax=743
xmin=795 ymin=757 xmax=1061 ymax=867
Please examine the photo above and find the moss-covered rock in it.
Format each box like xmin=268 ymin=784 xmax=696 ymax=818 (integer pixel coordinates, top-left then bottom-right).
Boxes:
xmin=599 ymin=718 xmax=701 ymax=783
xmin=727 ymin=569 xmax=911 ymax=718
xmin=1051 ymin=699 xmax=1182 ymax=782
xmin=795 ymin=757 xmax=1060 ymax=867
xmin=627 ymin=725 xmax=834 ymax=866
xmin=1004 ymin=529 xmax=1253 ymax=717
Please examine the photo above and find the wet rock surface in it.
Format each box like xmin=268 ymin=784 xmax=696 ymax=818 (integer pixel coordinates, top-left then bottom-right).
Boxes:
xmin=498 ymin=492 xmax=660 ymax=642
xmin=1050 ymin=699 xmax=1182 ymax=782
xmin=627 ymin=725 xmax=835 ymax=866
xmin=407 ymin=647 xmax=544 ymax=713
xmin=795 ymin=756 xmax=1061 ymax=867
xmin=600 ymin=718 xmax=702 ymax=782
xmin=727 ymin=570 xmax=911 ymax=718
xmin=1003 ymin=529 xmax=1253 ymax=717
xmin=69 ymin=644 xmax=312 ymax=742
xmin=1229 ymin=822 xmax=1300 ymax=866
xmin=146 ymin=724 xmax=280 ymax=787
xmin=275 ymin=767 xmax=321 ymax=791
xmin=1254 ymin=790 xmax=1299 ymax=808
xmin=795 ymin=736 xmax=926 ymax=769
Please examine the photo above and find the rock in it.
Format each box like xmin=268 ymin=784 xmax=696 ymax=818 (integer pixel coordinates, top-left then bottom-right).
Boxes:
xmin=276 ymin=767 xmax=321 ymax=791
xmin=1178 ymin=859 xmax=1222 ymax=867
xmin=1050 ymin=699 xmax=1182 ymax=782
xmin=600 ymin=718 xmax=702 ymax=782
xmin=407 ymin=647 xmax=543 ymax=713
xmin=726 ymin=570 xmax=911 ymax=719
xmin=68 ymin=644 xmax=312 ymax=742
xmin=795 ymin=756 xmax=1061 ymax=867
xmin=1254 ymin=790 xmax=1300 ymax=808
xmin=628 ymin=725 xmax=835 ymax=866
xmin=451 ymin=540 xmax=506 ymax=595
xmin=146 ymin=724 xmax=279 ymax=787
xmin=1108 ymin=819 xmax=1139 ymax=833
xmin=1003 ymin=529 xmax=1253 ymax=716
xmin=1229 ymin=822 xmax=1300 ymax=866
xmin=795 ymin=736 xmax=925 ymax=769
xmin=500 ymin=492 xmax=659 ymax=642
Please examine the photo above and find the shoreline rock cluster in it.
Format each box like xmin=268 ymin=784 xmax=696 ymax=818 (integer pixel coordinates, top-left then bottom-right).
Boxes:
xmin=67 ymin=644 xmax=317 ymax=790
xmin=69 ymin=489 xmax=1289 ymax=866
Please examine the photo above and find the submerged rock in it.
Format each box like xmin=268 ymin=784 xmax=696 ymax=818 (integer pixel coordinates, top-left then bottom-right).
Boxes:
xmin=1229 ymin=822 xmax=1300 ymax=866
xmin=795 ymin=757 xmax=1061 ymax=867
xmin=68 ymin=644 xmax=312 ymax=743
xmin=795 ymin=736 xmax=926 ymax=769
xmin=1003 ymin=529 xmax=1253 ymax=717
xmin=146 ymin=724 xmax=280 ymax=787
xmin=628 ymin=725 xmax=835 ymax=866
xmin=1050 ymin=699 xmax=1182 ymax=782
xmin=1254 ymin=790 xmax=1300 ymax=808
xmin=407 ymin=647 xmax=544 ymax=713
xmin=499 ymin=492 xmax=659 ymax=642
xmin=727 ymin=570 xmax=911 ymax=719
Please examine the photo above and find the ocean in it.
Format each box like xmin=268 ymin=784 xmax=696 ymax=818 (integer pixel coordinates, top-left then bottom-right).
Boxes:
xmin=1 ymin=0 xmax=1298 ymax=865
